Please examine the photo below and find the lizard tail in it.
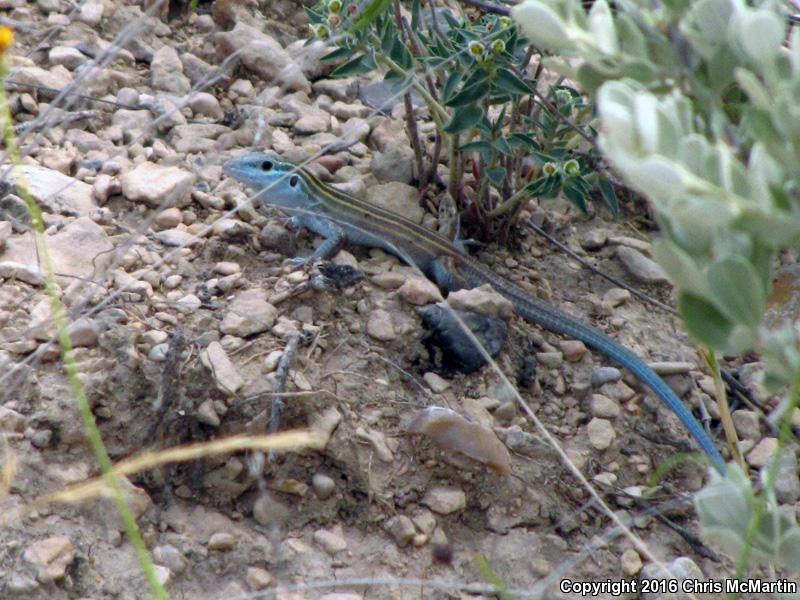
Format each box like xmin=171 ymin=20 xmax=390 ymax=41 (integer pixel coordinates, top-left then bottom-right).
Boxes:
xmin=473 ymin=270 xmax=727 ymax=473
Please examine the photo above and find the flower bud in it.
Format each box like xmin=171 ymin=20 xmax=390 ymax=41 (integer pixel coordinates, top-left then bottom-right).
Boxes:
xmin=468 ymin=41 xmax=485 ymax=58
xmin=563 ymin=159 xmax=580 ymax=176
xmin=491 ymin=39 xmax=506 ymax=54
xmin=314 ymin=24 xmax=330 ymax=39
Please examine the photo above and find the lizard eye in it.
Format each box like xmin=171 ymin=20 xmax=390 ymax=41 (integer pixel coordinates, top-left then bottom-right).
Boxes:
xmin=289 ymin=175 xmax=299 ymax=187
xmin=260 ymin=160 xmax=273 ymax=171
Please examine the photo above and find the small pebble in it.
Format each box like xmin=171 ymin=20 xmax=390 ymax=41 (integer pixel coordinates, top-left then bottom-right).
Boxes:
xmin=587 ymin=417 xmax=616 ymax=450
xmin=207 ymin=532 xmax=237 ymax=551
xmin=312 ymin=473 xmax=336 ymax=499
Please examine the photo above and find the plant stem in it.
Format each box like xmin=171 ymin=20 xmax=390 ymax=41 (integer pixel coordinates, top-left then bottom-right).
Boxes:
xmin=0 ymin=85 xmax=168 ymax=600
xmin=448 ymin=132 xmax=460 ymax=201
xmin=701 ymin=348 xmax=744 ymax=470
xmin=372 ymin=38 xmax=449 ymax=125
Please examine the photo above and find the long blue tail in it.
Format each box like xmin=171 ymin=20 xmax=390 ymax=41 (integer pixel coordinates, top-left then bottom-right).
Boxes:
xmin=470 ymin=267 xmax=727 ymax=474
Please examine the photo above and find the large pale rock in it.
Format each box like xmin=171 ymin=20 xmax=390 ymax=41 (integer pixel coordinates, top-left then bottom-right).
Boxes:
xmin=151 ymin=46 xmax=191 ymax=95
xmin=2 ymin=217 xmax=113 ymax=286
xmin=121 ymin=162 xmax=195 ymax=207
xmin=220 ymin=288 xmax=277 ymax=337
xmin=23 ymin=536 xmax=75 ymax=582
xmin=9 ymin=66 xmax=73 ymax=99
xmin=201 ymin=341 xmax=243 ymax=395
xmin=4 ymin=165 xmax=95 ymax=217
xmin=216 ymin=23 xmax=310 ymax=93
xmin=366 ymin=182 xmax=422 ymax=223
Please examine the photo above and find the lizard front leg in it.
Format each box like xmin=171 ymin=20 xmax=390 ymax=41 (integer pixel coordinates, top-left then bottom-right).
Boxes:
xmin=285 ymin=214 xmax=346 ymax=267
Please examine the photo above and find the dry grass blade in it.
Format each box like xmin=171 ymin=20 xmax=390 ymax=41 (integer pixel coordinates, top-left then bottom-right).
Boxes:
xmin=39 ymin=431 xmax=321 ymax=506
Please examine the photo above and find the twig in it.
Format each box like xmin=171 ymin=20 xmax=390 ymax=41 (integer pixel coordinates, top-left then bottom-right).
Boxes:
xmin=524 ymin=219 xmax=678 ymax=315
xmin=394 ymin=1 xmax=425 ymax=183
xmin=268 ymin=333 xmax=301 ymax=461
xmin=4 ymin=80 xmax=142 ymax=109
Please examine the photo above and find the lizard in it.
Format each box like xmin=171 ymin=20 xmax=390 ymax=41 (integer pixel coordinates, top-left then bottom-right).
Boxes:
xmin=224 ymin=151 xmax=727 ymax=474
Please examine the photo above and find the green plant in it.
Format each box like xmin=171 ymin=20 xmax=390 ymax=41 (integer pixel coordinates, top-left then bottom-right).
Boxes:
xmin=512 ymin=0 xmax=800 ymax=581
xmin=306 ymin=0 xmax=619 ymax=241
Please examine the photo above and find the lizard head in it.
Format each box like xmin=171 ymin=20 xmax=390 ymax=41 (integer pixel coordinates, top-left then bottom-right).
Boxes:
xmin=223 ymin=152 xmax=310 ymax=211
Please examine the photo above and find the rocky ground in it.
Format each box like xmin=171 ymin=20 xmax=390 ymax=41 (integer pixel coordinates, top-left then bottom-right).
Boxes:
xmin=0 ymin=0 xmax=796 ymax=598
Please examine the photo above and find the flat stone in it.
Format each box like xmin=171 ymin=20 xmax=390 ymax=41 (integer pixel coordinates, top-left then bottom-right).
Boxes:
xmin=48 ymin=46 xmax=86 ymax=70
xmin=731 ymin=409 xmax=760 ymax=441
xmin=121 ymin=162 xmax=195 ymax=207
xmin=384 ymin=515 xmax=416 ymax=547
xmin=23 ymin=536 xmax=75 ymax=582
xmin=371 ymin=147 xmax=414 ymax=184
xmin=397 ymin=276 xmax=443 ymax=306
xmin=220 ymin=288 xmax=277 ymax=337
xmin=774 ymin=449 xmax=800 ymax=504
xmin=0 ymin=261 xmax=44 ymax=286
xmin=421 ymin=486 xmax=466 ymax=514
xmin=366 ymin=309 xmax=396 ymax=341
xmin=312 ymin=473 xmax=335 ymax=499
xmin=151 ymin=46 xmax=190 ymax=95
xmin=216 ymin=23 xmax=310 ymax=93
xmin=365 ymin=182 xmax=423 ymax=224
xmin=3 ymin=216 xmax=113 ymax=285
xmin=5 ymin=165 xmax=95 ymax=216
xmin=446 ymin=284 xmax=514 ymax=319
xmin=313 ymin=528 xmax=347 ymax=555
xmin=423 ymin=372 xmax=451 ymax=393
xmin=746 ymin=437 xmax=778 ymax=468
xmin=10 ymin=66 xmax=73 ymax=99
xmin=559 ymin=340 xmax=587 ymax=362
xmin=616 ymin=246 xmax=669 ymax=284
xmin=621 ymin=549 xmax=642 ymax=576
xmin=201 ymin=341 xmax=243 ymax=395
xmin=246 ymin=567 xmax=274 ymax=591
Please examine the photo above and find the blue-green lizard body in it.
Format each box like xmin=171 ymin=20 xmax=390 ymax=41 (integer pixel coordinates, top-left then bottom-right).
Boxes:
xmin=224 ymin=151 xmax=726 ymax=473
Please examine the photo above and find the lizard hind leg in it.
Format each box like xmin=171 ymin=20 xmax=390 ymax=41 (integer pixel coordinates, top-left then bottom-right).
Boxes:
xmin=428 ymin=256 xmax=470 ymax=293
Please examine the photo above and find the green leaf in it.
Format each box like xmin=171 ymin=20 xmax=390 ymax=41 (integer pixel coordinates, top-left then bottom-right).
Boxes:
xmin=652 ymin=240 xmax=709 ymax=298
xmin=441 ymin=9 xmax=460 ymax=30
xmin=350 ymin=0 xmax=392 ymax=33
xmin=442 ymin=72 xmax=463 ymax=103
xmin=542 ymin=173 xmax=563 ymax=198
xmin=493 ymin=137 xmax=513 ymax=156
xmin=532 ymin=150 xmax=557 ymax=164
xmin=389 ymin=39 xmax=413 ymax=69
xmin=598 ymin=179 xmax=619 ymax=216
xmin=707 ymin=257 xmax=766 ymax=327
xmin=460 ymin=140 xmax=494 ymax=153
xmin=321 ymin=47 xmax=355 ymax=63
xmin=525 ymin=176 xmax=549 ymax=195
xmin=562 ymin=181 xmax=588 ymax=212
xmin=444 ymin=105 xmax=484 ymax=134
xmin=461 ymin=66 xmax=489 ymax=90
xmin=677 ymin=293 xmax=733 ymax=349
xmin=486 ymin=167 xmax=506 ymax=186
xmin=507 ymin=133 xmax=540 ymax=150
xmin=411 ymin=0 xmax=421 ymax=31
xmin=493 ymin=68 xmax=532 ymax=96
xmin=379 ymin=17 xmax=394 ymax=53
xmin=331 ymin=54 xmax=373 ymax=77
xmin=445 ymin=80 xmax=490 ymax=107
